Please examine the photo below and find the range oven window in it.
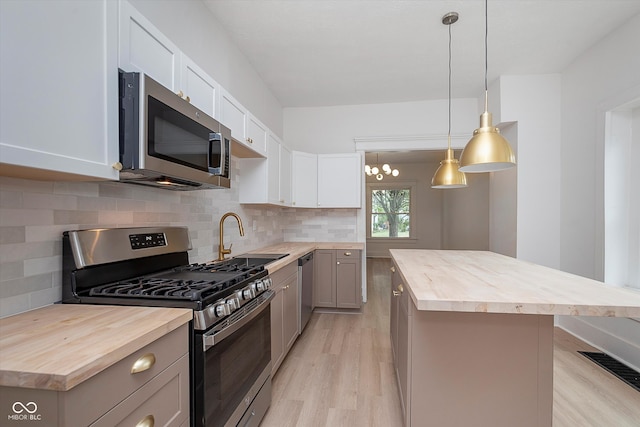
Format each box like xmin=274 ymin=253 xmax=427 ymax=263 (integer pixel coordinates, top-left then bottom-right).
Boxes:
xmin=147 ymin=95 xmax=223 ymax=173
xmin=194 ymin=304 xmax=271 ymax=427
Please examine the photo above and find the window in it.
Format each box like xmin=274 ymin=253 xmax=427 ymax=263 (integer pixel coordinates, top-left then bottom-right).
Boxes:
xmin=368 ymin=186 xmax=411 ymax=238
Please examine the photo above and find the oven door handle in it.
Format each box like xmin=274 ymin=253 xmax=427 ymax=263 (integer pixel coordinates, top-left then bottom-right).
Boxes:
xmin=202 ymin=290 xmax=274 ymax=351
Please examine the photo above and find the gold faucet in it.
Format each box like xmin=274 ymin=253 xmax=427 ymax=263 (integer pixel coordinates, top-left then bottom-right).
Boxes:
xmin=218 ymin=212 xmax=245 ymax=261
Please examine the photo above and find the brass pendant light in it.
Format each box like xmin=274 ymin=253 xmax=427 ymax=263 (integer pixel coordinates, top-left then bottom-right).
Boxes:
xmin=431 ymin=12 xmax=467 ymax=189
xmin=459 ymin=0 xmax=516 ymax=173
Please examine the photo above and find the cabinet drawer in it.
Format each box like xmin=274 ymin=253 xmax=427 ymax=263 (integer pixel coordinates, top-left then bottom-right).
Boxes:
xmin=63 ymin=324 xmax=189 ymax=426
xmin=337 ymin=249 xmax=360 ymax=259
xmin=269 ymin=260 xmax=298 ymax=284
xmin=91 ymin=353 xmax=190 ymax=427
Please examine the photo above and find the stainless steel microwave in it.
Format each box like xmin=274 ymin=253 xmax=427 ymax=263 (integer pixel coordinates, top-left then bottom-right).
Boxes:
xmin=118 ymin=70 xmax=231 ymax=190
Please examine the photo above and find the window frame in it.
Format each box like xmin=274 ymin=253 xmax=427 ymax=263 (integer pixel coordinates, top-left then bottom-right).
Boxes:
xmin=366 ymin=182 xmax=415 ymax=240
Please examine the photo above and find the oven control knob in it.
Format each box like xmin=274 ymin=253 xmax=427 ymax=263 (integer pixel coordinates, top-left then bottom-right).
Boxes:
xmin=254 ymin=280 xmax=266 ymax=292
xmin=215 ymin=303 xmax=231 ymax=317
xmin=263 ymin=277 xmax=272 ymax=289
xmin=226 ymin=297 xmax=240 ymax=312
xmin=242 ymin=287 xmax=256 ymax=300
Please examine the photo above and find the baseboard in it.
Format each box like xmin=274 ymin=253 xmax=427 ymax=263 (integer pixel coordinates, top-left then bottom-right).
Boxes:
xmin=556 ymin=316 xmax=640 ymax=372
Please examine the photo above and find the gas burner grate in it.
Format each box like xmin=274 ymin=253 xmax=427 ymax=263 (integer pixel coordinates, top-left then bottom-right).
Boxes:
xmin=89 ymin=277 xmax=225 ymax=301
xmin=175 ymin=262 xmax=264 ymax=274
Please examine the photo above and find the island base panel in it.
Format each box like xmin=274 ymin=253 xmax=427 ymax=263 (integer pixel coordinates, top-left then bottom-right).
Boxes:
xmin=408 ymin=309 xmax=553 ymax=427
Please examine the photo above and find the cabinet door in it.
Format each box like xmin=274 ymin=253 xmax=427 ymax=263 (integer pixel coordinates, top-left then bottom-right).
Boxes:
xmin=280 ymin=145 xmax=292 ymax=206
xmin=119 ymin=0 xmax=180 ymax=91
xmin=336 ymin=250 xmax=361 ymax=308
xmin=180 ymin=54 xmax=220 ymax=119
xmin=221 ymin=89 xmax=247 ymax=143
xmin=390 ymin=263 xmax=401 ymax=363
xmin=397 ymin=281 xmax=411 ymax=423
xmin=283 ymin=273 xmax=299 ymax=353
xmin=267 ymin=135 xmax=281 ymax=204
xmin=292 ymin=152 xmax=318 ymax=208
xmin=246 ymin=115 xmax=268 ymax=156
xmin=270 ymin=286 xmax=284 ymax=376
xmin=0 ymin=0 xmax=119 ymax=181
xmin=317 ymin=154 xmax=362 ymax=208
xmin=313 ymin=250 xmax=336 ymax=308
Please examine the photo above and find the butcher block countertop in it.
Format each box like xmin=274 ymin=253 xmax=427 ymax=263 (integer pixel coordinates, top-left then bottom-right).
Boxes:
xmin=0 ymin=304 xmax=192 ymax=391
xmin=390 ymin=249 xmax=640 ymax=317
xmin=245 ymin=241 xmax=364 ymax=273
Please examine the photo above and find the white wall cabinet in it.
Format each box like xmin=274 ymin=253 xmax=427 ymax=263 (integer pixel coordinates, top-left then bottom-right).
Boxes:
xmin=180 ymin=54 xmax=220 ymax=120
xmin=289 ymin=153 xmax=361 ymax=208
xmin=0 ymin=0 xmax=120 ymax=181
xmin=118 ymin=0 xmax=181 ymax=92
xmin=221 ymin=89 xmax=268 ymax=158
xmin=239 ymin=133 xmax=291 ymax=206
xmin=119 ymin=1 xmax=222 ymax=120
xmin=317 ymin=154 xmax=361 ymax=208
xmin=292 ymin=151 xmax=318 ymax=208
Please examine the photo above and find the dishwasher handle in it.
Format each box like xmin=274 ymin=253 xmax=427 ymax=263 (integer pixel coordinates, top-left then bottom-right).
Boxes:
xmin=298 ymin=252 xmax=313 ymax=266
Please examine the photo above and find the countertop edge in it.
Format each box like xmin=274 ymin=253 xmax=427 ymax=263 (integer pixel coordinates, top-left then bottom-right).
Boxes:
xmin=0 ymin=307 xmax=192 ymax=391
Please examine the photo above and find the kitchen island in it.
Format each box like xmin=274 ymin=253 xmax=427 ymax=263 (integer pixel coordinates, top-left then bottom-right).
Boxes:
xmin=389 ymin=249 xmax=640 ymax=427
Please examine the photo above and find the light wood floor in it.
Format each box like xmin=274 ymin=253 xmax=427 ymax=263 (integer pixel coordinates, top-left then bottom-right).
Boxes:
xmin=261 ymin=258 xmax=640 ymax=426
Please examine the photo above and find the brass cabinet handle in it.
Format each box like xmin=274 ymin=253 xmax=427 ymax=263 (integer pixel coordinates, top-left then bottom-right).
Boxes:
xmin=176 ymin=90 xmax=184 ymax=98
xmin=136 ymin=415 xmax=154 ymax=427
xmin=390 ymin=266 xmax=396 ymax=273
xmin=343 ymin=251 xmax=351 ymax=256
xmin=131 ymin=353 xmax=156 ymax=374
xmin=392 ymin=284 xmax=404 ymax=297
xmin=337 ymin=261 xmax=340 ymax=265
xmin=185 ymin=95 xmax=190 ymax=103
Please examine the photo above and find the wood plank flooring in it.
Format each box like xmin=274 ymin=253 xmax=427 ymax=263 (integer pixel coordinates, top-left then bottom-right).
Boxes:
xmin=261 ymin=258 xmax=640 ymax=426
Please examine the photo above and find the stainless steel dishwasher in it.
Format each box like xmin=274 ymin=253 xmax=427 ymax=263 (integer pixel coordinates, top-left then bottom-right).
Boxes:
xmin=298 ymin=252 xmax=314 ymax=333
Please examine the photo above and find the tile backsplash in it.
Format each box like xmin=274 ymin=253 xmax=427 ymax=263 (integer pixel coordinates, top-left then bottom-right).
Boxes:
xmin=0 ymin=164 xmax=358 ymax=318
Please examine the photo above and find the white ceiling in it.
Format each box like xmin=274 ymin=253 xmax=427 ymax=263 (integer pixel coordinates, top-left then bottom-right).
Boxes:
xmin=203 ymin=0 xmax=640 ymax=108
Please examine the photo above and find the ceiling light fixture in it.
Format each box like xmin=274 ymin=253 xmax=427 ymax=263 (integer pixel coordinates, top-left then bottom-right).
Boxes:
xmin=432 ymin=12 xmax=467 ymax=189
xmin=459 ymin=0 xmax=516 ymax=173
xmin=365 ymin=153 xmax=399 ymax=181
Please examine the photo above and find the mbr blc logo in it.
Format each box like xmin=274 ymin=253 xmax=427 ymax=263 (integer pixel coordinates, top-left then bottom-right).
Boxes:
xmin=8 ymin=401 xmax=41 ymax=421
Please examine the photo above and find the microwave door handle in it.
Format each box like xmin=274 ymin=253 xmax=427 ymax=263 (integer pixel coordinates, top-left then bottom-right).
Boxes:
xmin=208 ymin=132 xmax=223 ymax=175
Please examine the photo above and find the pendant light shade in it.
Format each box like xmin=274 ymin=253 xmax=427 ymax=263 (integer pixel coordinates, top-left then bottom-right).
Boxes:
xmin=459 ymin=110 xmax=515 ymax=172
xmin=458 ymin=0 xmax=516 ymax=173
xmin=431 ymin=12 xmax=467 ymax=189
xmin=431 ymin=146 xmax=467 ymax=189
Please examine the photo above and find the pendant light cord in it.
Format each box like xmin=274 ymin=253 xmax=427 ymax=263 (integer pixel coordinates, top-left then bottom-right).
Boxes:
xmin=483 ymin=0 xmax=489 ymax=112
xmin=447 ymin=21 xmax=452 ymax=149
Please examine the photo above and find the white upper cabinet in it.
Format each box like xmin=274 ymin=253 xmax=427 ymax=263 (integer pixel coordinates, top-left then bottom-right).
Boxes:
xmin=292 ymin=151 xmax=318 ymax=208
xmin=279 ymin=143 xmax=292 ymax=206
xmin=238 ymin=133 xmax=290 ymax=206
xmin=179 ymin=54 xmax=220 ymax=120
xmin=221 ymin=89 xmax=267 ymax=158
xmin=221 ymin=88 xmax=247 ymax=142
xmin=0 ymin=0 xmax=119 ymax=180
xmin=317 ymin=153 xmax=362 ymax=208
xmin=118 ymin=0 xmax=181 ymax=92
xmin=246 ymin=114 xmax=268 ymax=156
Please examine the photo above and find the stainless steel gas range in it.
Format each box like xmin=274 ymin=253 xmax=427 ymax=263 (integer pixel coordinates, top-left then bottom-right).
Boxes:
xmin=62 ymin=226 xmax=284 ymax=427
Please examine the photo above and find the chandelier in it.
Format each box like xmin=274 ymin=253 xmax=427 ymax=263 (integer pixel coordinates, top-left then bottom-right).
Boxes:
xmin=365 ymin=153 xmax=399 ymax=181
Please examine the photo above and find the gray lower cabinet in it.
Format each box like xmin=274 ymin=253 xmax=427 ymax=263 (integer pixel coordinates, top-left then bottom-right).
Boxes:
xmin=4 ymin=324 xmax=190 ymax=427
xmin=270 ymin=261 xmax=299 ymax=375
xmin=390 ymin=261 xmax=410 ymax=423
xmin=314 ymin=249 xmax=362 ymax=309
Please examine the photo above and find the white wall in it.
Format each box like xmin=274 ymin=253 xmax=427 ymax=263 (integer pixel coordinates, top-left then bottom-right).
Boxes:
xmin=128 ymin=0 xmax=283 ymax=137
xmin=284 ymin=99 xmax=478 ymax=153
xmin=497 ymin=74 xmax=562 ymax=268
xmin=556 ymin=13 xmax=640 ymax=371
